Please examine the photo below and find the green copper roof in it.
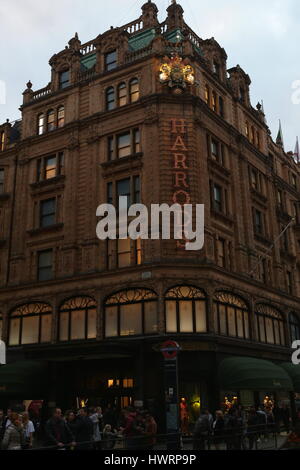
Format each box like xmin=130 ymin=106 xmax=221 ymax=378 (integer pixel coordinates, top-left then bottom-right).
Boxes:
xmin=128 ymin=28 xmax=156 ymax=51
xmin=79 ymin=26 xmax=203 ymax=70
xmin=81 ymin=53 xmax=97 ymax=70
xmin=165 ymin=28 xmax=184 ymax=43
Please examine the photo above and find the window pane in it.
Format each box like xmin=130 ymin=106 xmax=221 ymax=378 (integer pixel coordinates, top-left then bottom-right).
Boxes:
xmin=105 ymin=51 xmax=117 ymax=71
xmin=117 ymin=133 xmax=131 ymax=158
xmin=9 ymin=318 xmax=20 ymax=346
xmin=195 ymin=301 xmax=207 ymax=333
xmin=274 ymin=320 xmax=280 ymax=345
xmin=219 ymin=305 xmax=227 ymax=335
xmin=45 ymin=157 xmax=56 ymax=179
xmin=237 ymin=309 xmax=244 ymax=338
xmin=166 ymin=301 xmax=177 ymax=333
xmin=244 ymin=312 xmax=250 ymax=339
xmin=144 ymin=302 xmax=158 ymax=334
xmin=118 ymin=84 xmax=127 ymax=106
xmin=87 ymin=309 xmax=97 ymax=339
xmin=120 ymin=303 xmax=142 ymax=336
xmin=105 ymin=306 xmax=118 ymax=337
xmin=59 ymin=312 xmax=69 ymax=341
xmin=266 ymin=317 xmax=275 ymax=344
xmin=258 ymin=316 xmax=265 ymax=342
xmin=71 ymin=310 xmax=85 ymax=340
xmin=179 ymin=301 xmax=193 ymax=333
xmin=0 ymin=319 xmax=2 ymax=340
xmin=41 ymin=314 xmax=52 ymax=343
xmin=59 ymin=71 xmax=70 ymax=89
xmin=228 ymin=307 xmax=236 ymax=337
xmin=22 ymin=316 xmax=39 ymax=344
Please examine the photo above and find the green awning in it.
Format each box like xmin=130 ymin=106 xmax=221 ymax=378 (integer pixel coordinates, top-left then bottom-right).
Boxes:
xmin=280 ymin=363 xmax=300 ymax=392
xmin=218 ymin=357 xmax=294 ymax=392
xmin=0 ymin=361 xmax=48 ymax=397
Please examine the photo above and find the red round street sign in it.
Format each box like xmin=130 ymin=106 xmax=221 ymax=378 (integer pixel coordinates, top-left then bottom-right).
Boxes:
xmin=161 ymin=340 xmax=180 ymax=360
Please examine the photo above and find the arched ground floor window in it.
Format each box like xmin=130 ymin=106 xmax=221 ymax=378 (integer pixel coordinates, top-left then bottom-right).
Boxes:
xmin=105 ymin=289 xmax=158 ymax=338
xmin=165 ymin=286 xmax=207 ymax=334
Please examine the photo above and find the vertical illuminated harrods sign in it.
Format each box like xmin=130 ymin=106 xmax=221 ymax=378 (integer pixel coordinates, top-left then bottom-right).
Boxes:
xmin=159 ymin=54 xmax=196 ymax=249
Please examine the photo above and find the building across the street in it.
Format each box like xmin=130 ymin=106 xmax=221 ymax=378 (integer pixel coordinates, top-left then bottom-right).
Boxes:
xmin=1 ymin=0 xmax=300 ymax=430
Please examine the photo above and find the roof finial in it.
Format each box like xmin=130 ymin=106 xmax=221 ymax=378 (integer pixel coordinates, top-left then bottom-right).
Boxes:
xmin=172 ymin=0 xmax=177 ymax=4
xmin=276 ymin=120 xmax=285 ymax=150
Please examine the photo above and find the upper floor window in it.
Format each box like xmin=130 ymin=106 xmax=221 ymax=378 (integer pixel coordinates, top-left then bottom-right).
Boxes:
xmin=130 ymin=78 xmax=139 ymax=103
xmin=291 ymin=173 xmax=297 ymax=189
xmin=107 ymin=128 xmax=141 ymax=161
xmin=204 ymin=85 xmax=210 ymax=106
xmin=106 ymin=87 xmax=115 ymax=111
xmin=57 ymin=106 xmax=65 ymax=128
xmin=38 ymin=114 xmax=45 ymax=135
xmin=245 ymin=122 xmax=249 ymax=138
xmin=9 ymin=303 xmax=52 ymax=346
xmin=105 ymin=289 xmax=158 ymax=338
xmin=59 ymin=70 xmax=70 ymax=89
xmin=212 ymin=92 xmax=217 ymax=112
xmin=107 ymin=238 xmax=141 ymax=270
xmin=40 ymin=198 xmax=56 ymax=228
xmin=37 ymin=152 xmax=64 ymax=182
xmin=253 ymin=208 xmax=264 ymax=235
xmin=211 ymin=183 xmax=228 ymax=215
xmin=105 ymin=50 xmax=117 ymax=71
xmin=59 ymin=297 xmax=97 ymax=342
xmin=165 ymin=286 xmax=207 ymax=334
xmin=214 ymin=292 xmax=250 ymax=340
xmin=107 ymin=175 xmax=140 ymax=208
xmin=47 ymin=110 xmax=55 ymax=132
xmin=118 ymin=83 xmax=127 ymax=107
xmin=216 ymin=238 xmax=226 ymax=268
xmin=290 ymin=313 xmax=300 ymax=342
xmin=0 ymin=169 xmax=4 ymax=194
xmin=37 ymin=249 xmax=53 ymax=281
xmin=255 ymin=304 xmax=286 ymax=346
xmin=0 ymin=131 xmax=5 ymax=151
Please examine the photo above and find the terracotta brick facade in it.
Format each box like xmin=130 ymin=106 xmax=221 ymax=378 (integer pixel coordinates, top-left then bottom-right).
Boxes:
xmin=0 ymin=1 xmax=299 ymax=414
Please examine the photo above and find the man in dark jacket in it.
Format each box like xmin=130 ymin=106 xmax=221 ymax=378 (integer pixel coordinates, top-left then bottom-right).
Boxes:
xmin=45 ymin=408 xmax=75 ymax=449
xmin=193 ymin=409 xmax=211 ymax=450
xmin=75 ymin=408 xmax=94 ymax=450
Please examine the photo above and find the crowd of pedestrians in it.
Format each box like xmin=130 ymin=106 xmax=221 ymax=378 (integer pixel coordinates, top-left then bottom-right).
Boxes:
xmin=0 ymin=405 xmax=158 ymax=450
xmin=1 ymin=402 xmax=300 ymax=450
xmin=193 ymin=404 xmax=300 ymax=450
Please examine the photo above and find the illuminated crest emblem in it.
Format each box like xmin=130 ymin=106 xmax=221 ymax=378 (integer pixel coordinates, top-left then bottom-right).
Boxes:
xmin=159 ymin=54 xmax=195 ymax=94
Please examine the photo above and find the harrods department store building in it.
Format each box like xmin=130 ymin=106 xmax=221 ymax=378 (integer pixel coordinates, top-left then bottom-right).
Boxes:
xmin=1 ymin=1 xmax=300 ymax=425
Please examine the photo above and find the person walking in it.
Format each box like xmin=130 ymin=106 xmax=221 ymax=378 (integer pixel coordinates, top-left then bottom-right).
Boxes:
xmin=1 ymin=413 xmax=25 ymax=450
xmin=144 ymin=413 xmax=157 ymax=450
xmin=102 ymin=424 xmax=117 ymax=450
xmin=45 ymin=408 xmax=76 ymax=450
xmin=211 ymin=410 xmax=225 ymax=451
xmin=247 ymin=407 xmax=259 ymax=450
xmin=193 ymin=409 xmax=211 ymax=450
xmin=22 ymin=412 xmax=35 ymax=449
xmin=76 ymin=408 xmax=94 ymax=450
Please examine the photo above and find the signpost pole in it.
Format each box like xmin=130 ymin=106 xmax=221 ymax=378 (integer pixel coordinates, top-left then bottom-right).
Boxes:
xmin=161 ymin=340 xmax=181 ymax=450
